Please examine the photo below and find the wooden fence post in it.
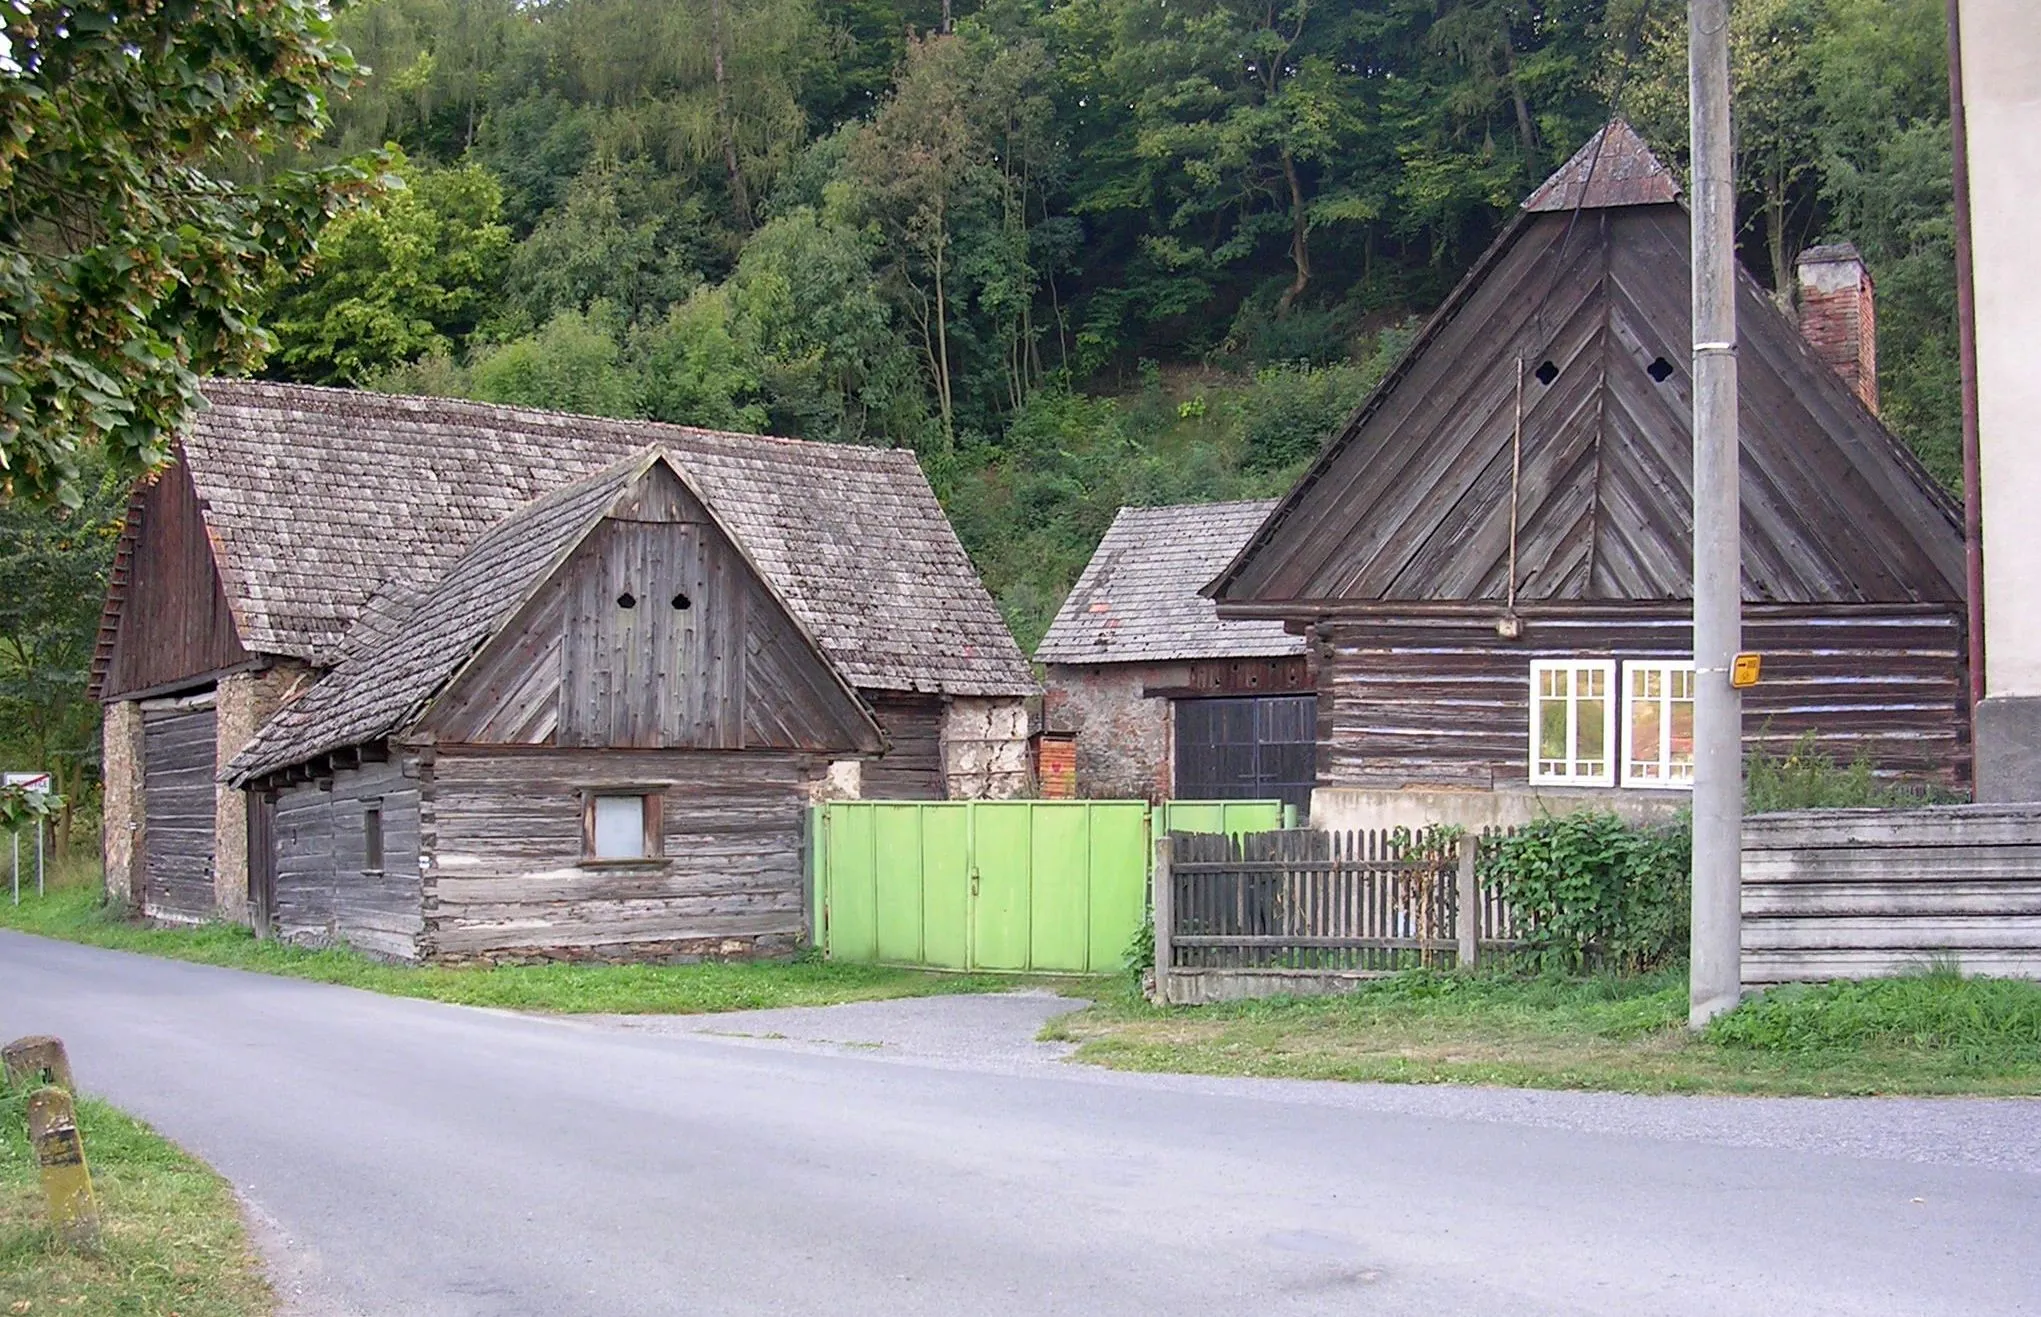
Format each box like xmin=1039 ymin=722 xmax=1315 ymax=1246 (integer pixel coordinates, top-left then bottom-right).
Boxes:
xmin=1152 ymin=835 xmax=1174 ymax=1005
xmin=4 ymin=1035 xmax=75 ymax=1094
xmin=1456 ymin=836 xmax=1480 ymax=968
xmin=25 ymin=1087 xmax=100 ymax=1252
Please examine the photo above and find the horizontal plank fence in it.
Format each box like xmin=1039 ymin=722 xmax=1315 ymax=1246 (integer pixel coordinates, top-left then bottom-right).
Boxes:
xmin=1742 ymin=805 xmax=2041 ymax=983
xmin=1154 ymin=828 xmax=1519 ymax=1005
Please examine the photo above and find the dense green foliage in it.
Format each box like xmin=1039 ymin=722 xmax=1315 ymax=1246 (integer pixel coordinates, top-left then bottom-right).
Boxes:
xmin=1481 ymin=810 xmax=1692 ymax=974
xmin=241 ymin=0 xmax=1963 ymax=643
xmin=0 ymin=0 xmax=383 ymax=505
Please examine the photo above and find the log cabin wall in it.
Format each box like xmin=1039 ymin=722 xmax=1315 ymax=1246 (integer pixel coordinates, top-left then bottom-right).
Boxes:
xmin=271 ymin=759 xmax=424 ymax=961
xmin=418 ymin=746 xmax=815 ymax=963
xmin=862 ymin=694 xmax=945 ymax=799
xmin=1317 ymin=608 xmax=1968 ymax=792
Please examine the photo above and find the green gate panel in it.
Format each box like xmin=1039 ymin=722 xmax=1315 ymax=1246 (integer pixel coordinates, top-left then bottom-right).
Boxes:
xmin=872 ymin=805 xmax=927 ymax=963
xmin=1085 ymin=803 xmax=1152 ymax=973
xmin=1160 ymin=799 xmax=1285 ymax=838
xmin=919 ymin=805 xmax=972 ymax=970
xmin=969 ymin=804 xmax=1034 ymax=970
xmin=1027 ymin=805 xmax=1093 ymax=973
xmin=826 ymin=804 xmax=880 ymax=962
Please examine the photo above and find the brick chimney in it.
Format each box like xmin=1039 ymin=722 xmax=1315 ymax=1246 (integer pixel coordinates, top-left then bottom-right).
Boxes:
xmin=1796 ymin=243 xmax=1878 ymax=414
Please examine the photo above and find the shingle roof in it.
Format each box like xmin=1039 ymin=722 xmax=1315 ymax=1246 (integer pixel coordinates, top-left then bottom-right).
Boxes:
xmin=1522 ymin=119 xmax=1680 ymax=213
xmin=1034 ymin=501 xmax=1303 ymax=664
xmin=154 ymin=381 xmax=1034 ymax=697
xmin=228 ymin=453 xmax=642 ymax=783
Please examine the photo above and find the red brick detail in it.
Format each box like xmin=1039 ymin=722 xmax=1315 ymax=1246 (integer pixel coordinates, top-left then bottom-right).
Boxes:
xmin=1796 ymin=247 xmax=1878 ymax=414
xmin=1034 ymin=733 xmax=1078 ymax=798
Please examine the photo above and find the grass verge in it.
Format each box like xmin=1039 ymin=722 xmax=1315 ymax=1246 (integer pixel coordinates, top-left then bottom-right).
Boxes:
xmin=0 ymin=881 xmax=1043 ymax=1015
xmin=1 ymin=1082 xmax=270 ymax=1316
xmin=1046 ymin=964 xmax=2041 ymax=1096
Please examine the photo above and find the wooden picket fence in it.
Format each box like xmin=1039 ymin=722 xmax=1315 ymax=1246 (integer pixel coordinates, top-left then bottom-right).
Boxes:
xmin=1153 ymin=827 xmax=1520 ymax=1004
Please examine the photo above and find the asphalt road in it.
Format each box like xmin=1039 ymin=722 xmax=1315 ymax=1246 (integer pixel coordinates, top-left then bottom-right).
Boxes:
xmin=4 ymin=931 xmax=2038 ymax=1317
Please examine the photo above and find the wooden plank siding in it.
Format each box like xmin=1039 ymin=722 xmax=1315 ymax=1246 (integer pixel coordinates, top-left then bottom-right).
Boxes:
xmin=862 ymin=695 xmax=945 ymax=799
xmin=419 ymin=747 xmax=814 ymax=961
xmin=1317 ymin=610 xmax=1968 ymax=791
xmin=140 ymin=699 xmax=218 ymax=922
xmin=101 ymin=462 xmax=248 ymax=699
xmin=422 ymin=463 xmax=878 ymax=756
xmin=1742 ymin=807 xmax=2041 ymax=982
xmin=270 ymin=760 xmax=424 ymax=960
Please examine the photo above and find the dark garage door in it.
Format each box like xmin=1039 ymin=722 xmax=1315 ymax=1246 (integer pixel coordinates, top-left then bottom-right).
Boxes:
xmin=1173 ymin=695 xmax=1316 ymax=819
xmin=142 ymin=700 xmax=218 ymax=921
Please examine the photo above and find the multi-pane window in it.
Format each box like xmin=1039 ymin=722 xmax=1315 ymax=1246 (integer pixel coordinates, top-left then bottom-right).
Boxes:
xmin=1622 ymin=662 xmax=1696 ymax=788
xmin=583 ymin=792 xmax=663 ymax=861
xmin=1529 ymin=660 xmax=1616 ymax=786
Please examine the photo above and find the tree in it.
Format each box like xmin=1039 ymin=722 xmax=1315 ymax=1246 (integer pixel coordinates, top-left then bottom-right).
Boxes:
xmin=468 ymin=306 xmax=644 ymax=418
xmin=266 ymin=151 xmax=513 ymax=383
xmin=0 ymin=0 xmax=379 ymax=505
xmin=851 ymin=33 xmax=983 ymax=450
xmin=0 ymin=450 xmax=124 ymax=849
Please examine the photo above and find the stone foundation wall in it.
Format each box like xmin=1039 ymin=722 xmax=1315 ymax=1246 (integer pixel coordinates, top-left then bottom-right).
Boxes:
xmin=1042 ymin=664 xmax=1172 ymax=802
xmin=940 ymin=698 xmax=1031 ymax=799
xmin=212 ymin=662 xmax=314 ymax=923
xmin=100 ymin=701 xmax=145 ymax=911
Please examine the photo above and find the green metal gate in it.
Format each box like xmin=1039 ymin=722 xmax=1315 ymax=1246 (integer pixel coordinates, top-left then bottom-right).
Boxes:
xmin=811 ymin=798 xmax=1287 ymax=973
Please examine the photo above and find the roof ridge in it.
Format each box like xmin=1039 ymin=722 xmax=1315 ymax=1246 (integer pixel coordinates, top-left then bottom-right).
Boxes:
xmin=1522 ymin=119 xmax=1680 ymax=214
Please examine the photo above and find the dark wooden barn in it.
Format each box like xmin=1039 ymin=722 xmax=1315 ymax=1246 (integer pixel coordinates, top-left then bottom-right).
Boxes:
xmin=1034 ymin=501 xmax=1314 ymax=816
xmin=1205 ymin=121 xmax=1968 ymax=832
xmin=95 ymin=383 xmax=1036 ymax=942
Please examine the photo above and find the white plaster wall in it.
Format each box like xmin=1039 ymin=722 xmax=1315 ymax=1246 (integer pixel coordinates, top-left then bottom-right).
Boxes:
xmin=940 ymin=698 xmax=1031 ymax=799
xmin=1964 ymin=0 xmax=2041 ymax=696
xmin=1311 ymin=786 xmax=1686 ymax=836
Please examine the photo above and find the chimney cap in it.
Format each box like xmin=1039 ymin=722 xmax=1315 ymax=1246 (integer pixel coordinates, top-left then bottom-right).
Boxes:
xmin=1797 ymin=242 xmax=1866 ymax=269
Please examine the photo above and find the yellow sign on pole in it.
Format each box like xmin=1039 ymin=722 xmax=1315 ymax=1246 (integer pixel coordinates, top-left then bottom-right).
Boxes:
xmin=1730 ymin=653 xmax=1762 ymax=688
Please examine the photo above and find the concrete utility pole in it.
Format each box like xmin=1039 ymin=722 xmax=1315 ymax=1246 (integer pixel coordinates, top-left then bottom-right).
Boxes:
xmin=1688 ymin=0 xmax=1743 ymax=1030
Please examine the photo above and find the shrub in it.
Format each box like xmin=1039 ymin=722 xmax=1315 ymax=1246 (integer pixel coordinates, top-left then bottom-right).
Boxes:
xmin=1482 ymin=811 xmax=1690 ymax=974
xmin=1744 ymin=733 xmax=1964 ymax=812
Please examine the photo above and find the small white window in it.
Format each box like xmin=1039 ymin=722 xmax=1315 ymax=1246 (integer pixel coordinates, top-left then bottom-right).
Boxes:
xmin=586 ymin=793 xmax=660 ymax=861
xmin=1622 ymin=661 xmax=1696 ymax=788
xmin=1529 ymin=660 xmax=1616 ymax=786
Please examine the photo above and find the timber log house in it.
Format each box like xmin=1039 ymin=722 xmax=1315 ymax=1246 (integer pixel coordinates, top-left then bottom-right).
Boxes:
xmin=1035 ymin=501 xmax=1314 ymax=816
xmin=1206 ymin=121 xmax=1969 ymax=831
xmin=94 ymin=383 xmax=1035 ymax=960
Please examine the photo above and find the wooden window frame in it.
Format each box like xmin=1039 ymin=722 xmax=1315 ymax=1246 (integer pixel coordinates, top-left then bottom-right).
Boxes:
xmin=362 ymin=799 xmax=385 ymax=875
xmin=1620 ymin=660 xmax=1697 ymax=790
xmin=1528 ymin=659 xmax=1617 ymax=787
xmin=579 ymin=789 xmax=666 ymax=864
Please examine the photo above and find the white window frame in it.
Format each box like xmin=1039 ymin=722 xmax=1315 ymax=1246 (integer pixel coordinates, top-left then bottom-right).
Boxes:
xmin=1528 ymin=659 xmax=1617 ymax=787
xmin=1620 ymin=660 xmax=1697 ymax=790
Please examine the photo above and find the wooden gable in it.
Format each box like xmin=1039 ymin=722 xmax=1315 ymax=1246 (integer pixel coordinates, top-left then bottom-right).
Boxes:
xmin=100 ymin=458 xmax=249 ymax=700
xmin=1210 ymin=137 xmax=1964 ymax=614
xmin=423 ymin=460 xmax=883 ymax=755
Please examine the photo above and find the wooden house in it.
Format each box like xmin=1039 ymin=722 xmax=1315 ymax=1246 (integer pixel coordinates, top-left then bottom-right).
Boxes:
xmin=1204 ymin=122 xmax=1968 ymax=833
xmin=95 ymin=383 xmax=1036 ymax=957
xmin=1035 ymin=502 xmax=1314 ymax=815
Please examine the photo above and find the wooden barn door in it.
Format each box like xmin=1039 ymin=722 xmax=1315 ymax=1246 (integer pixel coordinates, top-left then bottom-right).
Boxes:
xmin=140 ymin=695 xmax=217 ymax=921
xmin=1173 ymin=695 xmax=1317 ymax=819
xmin=247 ymin=790 xmax=278 ymax=938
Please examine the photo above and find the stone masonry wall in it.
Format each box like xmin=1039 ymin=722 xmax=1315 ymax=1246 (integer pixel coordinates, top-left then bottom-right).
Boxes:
xmin=101 ymin=700 xmax=145 ymax=911
xmin=940 ymin=698 xmax=1031 ymax=799
xmin=213 ymin=662 xmax=314 ymax=922
xmin=1042 ymin=664 xmax=1172 ymax=802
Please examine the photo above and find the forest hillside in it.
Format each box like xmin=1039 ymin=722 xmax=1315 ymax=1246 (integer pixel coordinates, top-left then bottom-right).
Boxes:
xmin=0 ymin=0 xmax=1964 ymax=829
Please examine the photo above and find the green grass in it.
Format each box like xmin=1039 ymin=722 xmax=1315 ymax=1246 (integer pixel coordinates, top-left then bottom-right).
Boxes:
xmin=0 ymin=880 xmax=1040 ymax=1015
xmin=1 ymin=1082 xmax=270 ymax=1316
xmin=1048 ymin=964 xmax=2041 ymax=1096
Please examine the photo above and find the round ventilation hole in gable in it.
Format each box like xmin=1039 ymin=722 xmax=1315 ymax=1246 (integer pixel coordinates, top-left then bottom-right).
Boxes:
xmin=616 ymin=591 xmax=637 ymax=609
xmin=671 ymin=592 xmax=692 ymax=611
xmin=1647 ymin=357 xmax=1676 ymax=383
xmin=1533 ymin=360 xmax=1559 ymax=386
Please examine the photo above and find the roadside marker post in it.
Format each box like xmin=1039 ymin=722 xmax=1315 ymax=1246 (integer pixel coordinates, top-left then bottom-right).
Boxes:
xmin=4 ymin=1035 xmax=77 ymax=1094
xmin=25 ymin=1087 xmax=101 ymax=1253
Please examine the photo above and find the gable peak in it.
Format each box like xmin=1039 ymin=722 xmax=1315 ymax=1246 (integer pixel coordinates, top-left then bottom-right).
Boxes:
xmin=1523 ymin=119 xmax=1680 ymax=213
